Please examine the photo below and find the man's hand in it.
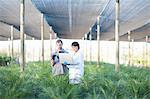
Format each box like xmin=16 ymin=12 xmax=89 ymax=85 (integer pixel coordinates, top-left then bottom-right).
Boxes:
xmin=51 ymin=59 xmax=54 ymax=66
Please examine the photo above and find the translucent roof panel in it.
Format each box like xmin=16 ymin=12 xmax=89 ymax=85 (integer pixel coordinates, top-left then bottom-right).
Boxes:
xmin=0 ymin=22 xmax=20 ymax=40
xmin=32 ymin=0 xmax=110 ymax=39
xmin=0 ymin=0 xmax=149 ymax=41
xmin=0 ymin=0 xmax=54 ymax=40
xmin=119 ymin=23 xmax=150 ymax=42
xmin=91 ymin=0 xmax=150 ymax=41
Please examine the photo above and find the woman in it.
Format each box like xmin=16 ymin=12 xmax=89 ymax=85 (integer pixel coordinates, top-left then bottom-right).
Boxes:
xmin=69 ymin=42 xmax=84 ymax=84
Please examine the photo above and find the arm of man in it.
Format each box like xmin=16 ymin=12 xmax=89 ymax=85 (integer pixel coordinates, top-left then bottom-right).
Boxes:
xmin=50 ymin=59 xmax=54 ymax=66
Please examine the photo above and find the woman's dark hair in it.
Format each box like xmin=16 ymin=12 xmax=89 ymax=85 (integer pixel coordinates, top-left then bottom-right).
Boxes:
xmin=72 ymin=42 xmax=80 ymax=50
xmin=56 ymin=39 xmax=63 ymax=44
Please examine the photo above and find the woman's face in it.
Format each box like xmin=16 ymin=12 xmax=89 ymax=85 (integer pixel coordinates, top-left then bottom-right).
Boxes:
xmin=71 ymin=46 xmax=78 ymax=52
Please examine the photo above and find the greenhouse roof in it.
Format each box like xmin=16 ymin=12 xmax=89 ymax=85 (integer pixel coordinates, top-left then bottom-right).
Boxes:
xmin=0 ymin=0 xmax=149 ymax=41
xmin=0 ymin=0 xmax=55 ymax=40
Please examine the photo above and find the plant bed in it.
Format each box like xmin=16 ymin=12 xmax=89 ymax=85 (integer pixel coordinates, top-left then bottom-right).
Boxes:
xmin=0 ymin=62 xmax=149 ymax=98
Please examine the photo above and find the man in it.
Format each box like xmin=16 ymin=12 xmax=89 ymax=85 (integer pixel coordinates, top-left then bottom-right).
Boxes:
xmin=51 ymin=39 xmax=68 ymax=76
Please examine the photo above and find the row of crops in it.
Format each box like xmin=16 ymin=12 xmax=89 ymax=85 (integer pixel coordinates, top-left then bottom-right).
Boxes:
xmin=0 ymin=61 xmax=149 ymax=98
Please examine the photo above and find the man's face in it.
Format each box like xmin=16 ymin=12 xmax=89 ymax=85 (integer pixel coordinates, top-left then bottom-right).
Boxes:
xmin=56 ymin=42 xmax=63 ymax=50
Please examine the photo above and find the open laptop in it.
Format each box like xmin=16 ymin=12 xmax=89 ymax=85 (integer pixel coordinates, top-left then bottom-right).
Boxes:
xmin=59 ymin=53 xmax=73 ymax=64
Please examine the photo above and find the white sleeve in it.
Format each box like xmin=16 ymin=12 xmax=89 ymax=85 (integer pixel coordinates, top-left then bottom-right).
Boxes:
xmin=72 ymin=52 xmax=83 ymax=69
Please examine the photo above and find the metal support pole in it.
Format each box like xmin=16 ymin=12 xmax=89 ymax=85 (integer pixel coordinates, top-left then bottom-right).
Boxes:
xmin=115 ymin=0 xmax=120 ymax=72
xmin=85 ymin=34 xmax=88 ymax=62
xmin=82 ymin=37 xmax=85 ymax=62
xmin=24 ymin=34 xmax=27 ymax=39
xmin=142 ymin=41 xmax=145 ymax=66
xmin=97 ymin=16 xmax=100 ymax=67
xmin=148 ymin=36 xmax=150 ymax=67
xmin=49 ymin=27 xmax=52 ymax=57
xmin=7 ymin=38 xmax=11 ymax=57
xmin=17 ymin=41 xmax=20 ymax=59
xmin=41 ymin=14 xmax=44 ymax=65
xmin=89 ymin=28 xmax=92 ymax=64
xmin=10 ymin=25 xmax=14 ymax=58
xmin=55 ymin=33 xmax=57 ymax=39
xmin=131 ymin=39 xmax=134 ymax=66
xmin=145 ymin=36 xmax=148 ymax=67
xmin=20 ymin=0 xmax=25 ymax=72
xmin=32 ymin=37 xmax=35 ymax=61
xmin=24 ymin=34 xmax=27 ymax=63
xmin=127 ymin=31 xmax=131 ymax=66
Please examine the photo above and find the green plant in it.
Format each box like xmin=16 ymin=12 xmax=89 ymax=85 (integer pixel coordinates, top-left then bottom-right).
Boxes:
xmin=0 ymin=62 xmax=149 ymax=98
xmin=0 ymin=56 xmax=12 ymax=66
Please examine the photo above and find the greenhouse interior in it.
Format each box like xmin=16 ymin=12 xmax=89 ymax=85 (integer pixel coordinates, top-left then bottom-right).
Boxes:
xmin=0 ymin=0 xmax=150 ymax=98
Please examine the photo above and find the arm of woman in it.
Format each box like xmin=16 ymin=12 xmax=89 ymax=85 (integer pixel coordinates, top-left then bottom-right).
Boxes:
xmin=69 ymin=52 xmax=83 ymax=69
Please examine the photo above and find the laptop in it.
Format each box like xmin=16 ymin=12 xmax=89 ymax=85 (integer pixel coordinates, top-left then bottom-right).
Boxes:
xmin=59 ymin=53 xmax=73 ymax=64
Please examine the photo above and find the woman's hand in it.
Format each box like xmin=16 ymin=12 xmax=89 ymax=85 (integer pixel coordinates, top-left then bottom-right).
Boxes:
xmin=63 ymin=61 xmax=68 ymax=65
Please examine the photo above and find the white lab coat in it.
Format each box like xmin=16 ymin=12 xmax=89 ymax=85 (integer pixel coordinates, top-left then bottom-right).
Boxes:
xmin=68 ymin=50 xmax=84 ymax=84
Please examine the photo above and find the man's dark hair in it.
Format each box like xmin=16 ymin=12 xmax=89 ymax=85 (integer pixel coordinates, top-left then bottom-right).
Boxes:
xmin=72 ymin=42 xmax=80 ymax=50
xmin=56 ymin=39 xmax=63 ymax=44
